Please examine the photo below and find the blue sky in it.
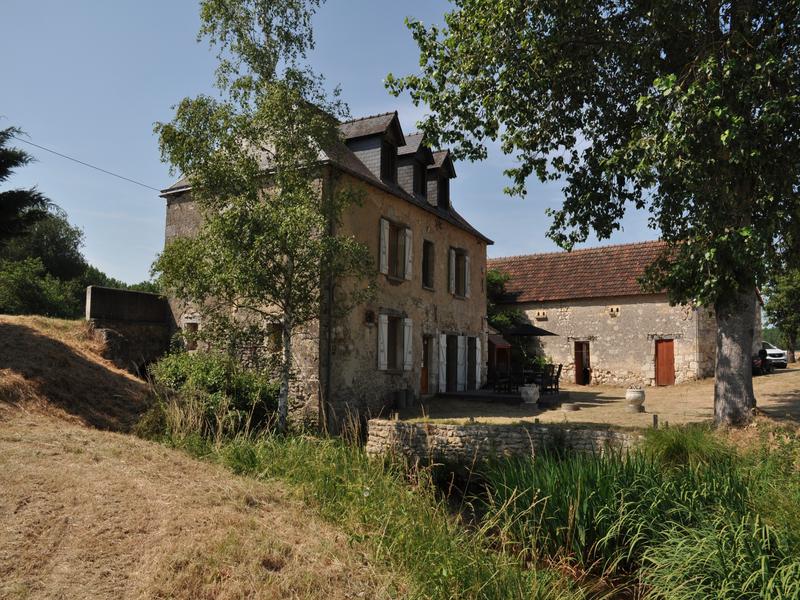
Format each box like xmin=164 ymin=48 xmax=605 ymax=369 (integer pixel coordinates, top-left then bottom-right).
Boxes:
xmin=2 ymin=0 xmax=653 ymax=284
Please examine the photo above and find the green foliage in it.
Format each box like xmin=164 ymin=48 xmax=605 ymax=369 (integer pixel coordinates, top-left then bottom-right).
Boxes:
xmin=0 ymin=126 xmax=50 ymax=244
xmin=389 ymin=0 xmax=797 ymax=424
xmin=148 ymin=351 xmax=279 ymax=439
xmin=167 ymin=433 xmax=583 ymax=600
xmin=478 ymin=425 xmax=800 ymax=596
xmin=153 ymin=0 xmax=374 ymax=430
xmin=486 ymin=268 xmax=524 ymax=331
xmin=642 ymin=516 xmax=800 ymax=600
xmin=0 ymin=208 xmax=85 ymax=280
xmin=0 ymin=257 xmax=82 ymax=317
xmin=389 ymin=2 xmax=800 ymax=307
xmin=764 ymin=269 xmax=800 ymax=355
xmin=641 ymin=423 xmax=732 ymax=467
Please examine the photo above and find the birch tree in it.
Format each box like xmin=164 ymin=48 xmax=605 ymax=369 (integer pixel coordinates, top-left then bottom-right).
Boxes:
xmin=154 ymin=0 xmax=371 ymax=431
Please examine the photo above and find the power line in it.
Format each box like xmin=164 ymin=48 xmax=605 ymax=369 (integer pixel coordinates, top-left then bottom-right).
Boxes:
xmin=10 ymin=135 xmax=161 ymax=192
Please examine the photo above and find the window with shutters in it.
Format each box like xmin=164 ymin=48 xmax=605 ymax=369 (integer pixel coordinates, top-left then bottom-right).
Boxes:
xmin=387 ymin=221 xmax=405 ymax=278
xmin=380 ymin=140 xmax=397 ymax=183
xmin=422 ymin=240 xmax=435 ymax=289
xmin=380 ymin=217 xmax=412 ymax=281
xmin=449 ymin=248 xmax=470 ymax=297
xmin=386 ymin=316 xmax=404 ymax=370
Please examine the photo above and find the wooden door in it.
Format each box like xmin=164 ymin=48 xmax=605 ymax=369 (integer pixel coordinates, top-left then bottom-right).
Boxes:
xmin=421 ymin=336 xmax=430 ymax=394
xmin=574 ymin=341 xmax=590 ymax=385
xmin=655 ymin=339 xmax=675 ymax=386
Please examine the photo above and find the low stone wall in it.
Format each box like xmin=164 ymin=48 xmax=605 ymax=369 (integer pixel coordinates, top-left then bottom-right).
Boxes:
xmin=366 ymin=419 xmax=641 ymax=465
xmin=85 ymin=286 xmax=171 ymax=375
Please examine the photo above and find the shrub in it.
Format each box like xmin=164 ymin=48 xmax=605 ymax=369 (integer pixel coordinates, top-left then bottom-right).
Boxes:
xmin=147 ymin=351 xmax=279 ymax=440
xmin=642 ymin=422 xmax=732 ymax=467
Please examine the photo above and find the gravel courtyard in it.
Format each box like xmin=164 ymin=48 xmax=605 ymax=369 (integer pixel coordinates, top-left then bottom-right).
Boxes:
xmin=406 ymin=364 xmax=800 ymax=428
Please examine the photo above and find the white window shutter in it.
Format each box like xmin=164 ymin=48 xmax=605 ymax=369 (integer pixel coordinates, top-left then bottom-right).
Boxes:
xmin=456 ymin=335 xmax=466 ymax=392
xmin=377 ymin=314 xmax=388 ymax=370
xmin=403 ymin=318 xmax=413 ymax=370
xmin=379 ymin=218 xmax=389 ymax=275
xmin=438 ymin=333 xmax=447 ymax=392
xmin=404 ymin=228 xmax=413 ymax=280
xmin=464 ymin=254 xmax=471 ymax=298
xmin=448 ymin=248 xmax=456 ymax=294
xmin=475 ymin=335 xmax=482 ymax=389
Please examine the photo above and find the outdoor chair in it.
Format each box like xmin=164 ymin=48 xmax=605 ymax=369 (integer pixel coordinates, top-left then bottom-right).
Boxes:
xmin=547 ymin=364 xmax=562 ymax=395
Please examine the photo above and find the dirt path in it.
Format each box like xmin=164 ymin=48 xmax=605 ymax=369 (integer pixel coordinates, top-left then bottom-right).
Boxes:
xmin=0 ymin=410 xmax=398 ymax=600
xmin=409 ymin=365 xmax=800 ymax=428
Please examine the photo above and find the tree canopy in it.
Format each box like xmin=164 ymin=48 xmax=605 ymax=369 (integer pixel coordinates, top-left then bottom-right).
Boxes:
xmin=154 ymin=0 xmax=372 ymax=431
xmin=0 ymin=127 xmax=50 ymax=244
xmin=389 ymin=0 xmax=800 ymax=425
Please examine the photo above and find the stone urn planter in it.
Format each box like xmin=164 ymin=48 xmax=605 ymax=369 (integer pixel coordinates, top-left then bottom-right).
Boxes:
xmin=625 ymin=387 xmax=645 ymax=413
xmin=520 ymin=384 xmax=540 ymax=405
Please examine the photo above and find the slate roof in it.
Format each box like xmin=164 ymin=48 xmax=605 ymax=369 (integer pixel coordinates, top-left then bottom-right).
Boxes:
xmin=338 ymin=111 xmax=405 ymax=145
xmin=430 ymin=150 xmax=456 ymax=177
xmin=488 ymin=241 xmax=667 ymax=303
xmin=160 ymin=113 xmax=491 ymax=244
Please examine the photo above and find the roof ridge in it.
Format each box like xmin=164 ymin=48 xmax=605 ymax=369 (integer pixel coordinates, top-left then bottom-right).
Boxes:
xmin=489 ymin=240 xmax=665 ymax=262
xmin=341 ymin=110 xmax=396 ymax=125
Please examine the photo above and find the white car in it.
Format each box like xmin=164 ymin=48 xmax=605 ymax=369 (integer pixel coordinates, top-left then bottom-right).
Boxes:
xmin=762 ymin=342 xmax=788 ymax=369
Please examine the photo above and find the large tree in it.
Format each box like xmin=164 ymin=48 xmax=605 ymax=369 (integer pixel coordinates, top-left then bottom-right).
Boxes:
xmin=154 ymin=0 xmax=372 ymax=431
xmin=0 ymin=127 xmax=50 ymax=245
xmin=388 ymin=1 xmax=800 ymax=426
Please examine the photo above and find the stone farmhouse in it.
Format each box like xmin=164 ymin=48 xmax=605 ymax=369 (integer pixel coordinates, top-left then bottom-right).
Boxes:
xmin=489 ymin=242 xmax=721 ymax=387
xmin=160 ymin=111 xmax=492 ymax=428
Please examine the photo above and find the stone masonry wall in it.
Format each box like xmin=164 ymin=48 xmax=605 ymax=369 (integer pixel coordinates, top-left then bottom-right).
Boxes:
xmin=366 ymin=419 xmax=641 ymax=465
xmin=512 ymin=294 xmax=707 ymax=387
xmin=329 ymin=172 xmax=488 ymax=421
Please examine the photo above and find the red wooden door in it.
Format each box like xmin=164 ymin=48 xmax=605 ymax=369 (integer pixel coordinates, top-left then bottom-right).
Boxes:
xmin=655 ymin=339 xmax=675 ymax=386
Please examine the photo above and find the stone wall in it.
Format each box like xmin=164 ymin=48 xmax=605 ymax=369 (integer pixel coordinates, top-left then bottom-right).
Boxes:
xmin=85 ymin=287 xmax=171 ymax=375
xmin=510 ymin=294 xmax=709 ymax=387
xmin=366 ymin=419 xmax=641 ymax=465
xmin=329 ymin=171 xmax=488 ymax=421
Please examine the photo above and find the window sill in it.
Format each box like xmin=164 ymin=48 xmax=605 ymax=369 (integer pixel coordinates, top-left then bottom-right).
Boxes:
xmin=422 ymin=285 xmax=435 ymax=292
xmin=385 ymin=274 xmax=407 ymax=284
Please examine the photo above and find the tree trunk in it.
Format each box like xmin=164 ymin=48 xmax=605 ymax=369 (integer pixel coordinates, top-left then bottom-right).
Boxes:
xmin=278 ymin=316 xmax=293 ymax=432
xmin=714 ymin=291 xmax=757 ymax=426
xmin=788 ymin=335 xmax=797 ymax=364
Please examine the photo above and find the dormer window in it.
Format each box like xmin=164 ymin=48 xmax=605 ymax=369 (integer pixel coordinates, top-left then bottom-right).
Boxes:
xmin=380 ymin=140 xmax=397 ymax=183
xmin=413 ymin=163 xmax=426 ymax=197
xmin=438 ymin=176 xmax=450 ymax=209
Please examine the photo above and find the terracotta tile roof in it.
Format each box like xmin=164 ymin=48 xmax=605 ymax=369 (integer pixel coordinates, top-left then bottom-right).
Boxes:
xmin=488 ymin=241 xmax=667 ymax=303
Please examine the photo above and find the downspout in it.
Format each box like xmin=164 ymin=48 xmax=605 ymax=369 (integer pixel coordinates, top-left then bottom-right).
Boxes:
xmin=321 ymin=164 xmax=335 ymax=434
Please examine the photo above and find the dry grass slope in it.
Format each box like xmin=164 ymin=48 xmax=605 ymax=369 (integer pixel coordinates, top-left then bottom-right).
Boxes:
xmin=0 ymin=315 xmax=152 ymax=430
xmin=0 ymin=316 xmax=402 ymax=599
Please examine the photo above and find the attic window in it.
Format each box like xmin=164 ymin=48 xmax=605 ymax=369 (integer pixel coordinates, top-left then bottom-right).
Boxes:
xmin=413 ymin=163 xmax=426 ymax=196
xmin=380 ymin=140 xmax=397 ymax=183
xmin=437 ymin=176 xmax=450 ymax=209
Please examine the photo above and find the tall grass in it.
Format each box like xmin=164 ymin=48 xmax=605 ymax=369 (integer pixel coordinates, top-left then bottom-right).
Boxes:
xmin=477 ymin=424 xmax=800 ymax=598
xmin=171 ymin=433 xmax=584 ymax=600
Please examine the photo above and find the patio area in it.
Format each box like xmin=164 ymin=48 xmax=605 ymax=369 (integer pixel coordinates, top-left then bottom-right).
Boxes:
xmin=401 ymin=364 xmax=800 ymax=428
